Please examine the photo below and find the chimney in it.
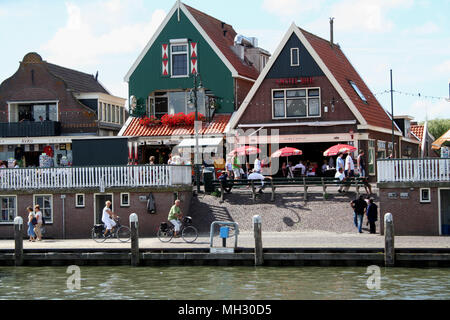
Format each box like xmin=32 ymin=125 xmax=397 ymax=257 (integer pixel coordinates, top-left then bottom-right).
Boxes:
xmin=329 ymin=17 xmax=334 ymax=47
xmin=95 ymin=71 xmax=98 ymax=81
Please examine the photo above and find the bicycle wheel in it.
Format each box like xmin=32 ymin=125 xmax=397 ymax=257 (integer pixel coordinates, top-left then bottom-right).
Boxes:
xmin=157 ymin=228 xmax=173 ymax=243
xmin=182 ymin=225 xmax=198 ymax=243
xmin=117 ymin=225 xmax=131 ymax=242
xmin=91 ymin=227 xmax=106 ymax=243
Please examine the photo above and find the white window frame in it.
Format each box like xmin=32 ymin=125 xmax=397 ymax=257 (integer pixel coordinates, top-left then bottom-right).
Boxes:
xmin=33 ymin=194 xmax=53 ymax=224
xmin=0 ymin=195 xmax=17 ymax=224
xmin=75 ymin=193 xmax=85 ymax=208
xmin=170 ymin=43 xmax=189 ymax=78
xmin=290 ymin=48 xmax=300 ymax=66
xmin=349 ymin=80 xmax=368 ymax=103
xmin=420 ymin=188 xmax=431 ymax=203
xmin=120 ymin=193 xmax=130 ymax=207
xmin=368 ymin=140 xmax=376 ymax=176
xmin=271 ymin=87 xmax=321 ymax=120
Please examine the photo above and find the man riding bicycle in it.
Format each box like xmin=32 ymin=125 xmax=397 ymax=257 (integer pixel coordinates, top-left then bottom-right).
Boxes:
xmin=102 ymin=200 xmax=117 ymax=236
xmin=168 ymin=200 xmax=183 ymax=237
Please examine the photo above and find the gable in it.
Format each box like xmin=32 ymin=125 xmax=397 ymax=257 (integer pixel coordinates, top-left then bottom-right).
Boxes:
xmin=266 ymin=33 xmax=324 ymax=79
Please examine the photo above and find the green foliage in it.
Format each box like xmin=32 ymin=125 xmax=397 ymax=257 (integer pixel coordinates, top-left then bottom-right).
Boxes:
xmin=211 ymin=190 xmax=221 ymax=197
xmin=419 ymin=119 xmax=450 ymax=139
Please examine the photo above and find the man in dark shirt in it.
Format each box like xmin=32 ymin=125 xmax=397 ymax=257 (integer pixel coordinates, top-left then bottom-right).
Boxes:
xmin=366 ymin=198 xmax=378 ymax=234
xmin=350 ymin=195 xmax=367 ymax=233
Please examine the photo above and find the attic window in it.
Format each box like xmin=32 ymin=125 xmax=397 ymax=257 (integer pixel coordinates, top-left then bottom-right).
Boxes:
xmin=290 ymin=48 xmax=299 ymax=66
xmin=349 ymin=80 xmax=368 ymax=104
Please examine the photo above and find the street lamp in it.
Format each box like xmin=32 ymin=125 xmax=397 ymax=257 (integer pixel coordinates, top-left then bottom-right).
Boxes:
xmin=189 ymin=72 xmax=204 ymax=194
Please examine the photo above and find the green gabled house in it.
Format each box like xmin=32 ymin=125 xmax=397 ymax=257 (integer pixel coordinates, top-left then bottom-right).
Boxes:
xmin=119 ymin=1 xmax=270 ymax=164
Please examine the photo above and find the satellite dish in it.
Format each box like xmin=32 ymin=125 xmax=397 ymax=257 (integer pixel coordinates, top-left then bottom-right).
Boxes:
xmin=130 ymin=95 xmax=137 ymax=110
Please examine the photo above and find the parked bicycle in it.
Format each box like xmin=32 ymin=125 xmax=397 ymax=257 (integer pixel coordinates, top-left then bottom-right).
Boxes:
xmin=157 ymin=216 xmax=198 ymax=243
xmin=91 ymin=216 xmax=131 ymax=243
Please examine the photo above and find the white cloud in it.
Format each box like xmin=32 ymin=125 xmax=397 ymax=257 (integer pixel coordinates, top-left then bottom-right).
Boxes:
xmin=408 ymin=99 xmax=450 ymax=121
xmin=41 ymin=1 xmax=166 ymax=68
xmin=411 ymin=21 xmax=440 ymax=35
xmin=261 ymin=0 xmax=324 ymax=18
xmin=434 ymin=60 xmax=450 ymax=76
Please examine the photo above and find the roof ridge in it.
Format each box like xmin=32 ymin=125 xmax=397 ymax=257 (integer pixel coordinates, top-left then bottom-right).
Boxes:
xmin=183 ymin=3 xmax=232 ymax=30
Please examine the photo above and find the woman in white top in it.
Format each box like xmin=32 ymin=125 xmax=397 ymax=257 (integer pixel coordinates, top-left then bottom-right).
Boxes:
xmin=101 ymin=200 xmax=116 ymax=236
xmin=27 ymin=206 xmax=36 ymax=242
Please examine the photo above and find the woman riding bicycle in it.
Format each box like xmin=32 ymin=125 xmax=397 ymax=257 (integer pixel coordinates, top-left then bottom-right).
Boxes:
xmin=168 ymin=200 xmax=183 ymax=238
xmin=102 ymin=200 xmax=117 ymax=237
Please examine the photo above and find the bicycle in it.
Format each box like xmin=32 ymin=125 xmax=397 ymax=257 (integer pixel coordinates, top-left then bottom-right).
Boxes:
xmin=91 ymin=216 xmax=131 ymax=243
xmin=157 ymin=216 xmax=198 ymax=243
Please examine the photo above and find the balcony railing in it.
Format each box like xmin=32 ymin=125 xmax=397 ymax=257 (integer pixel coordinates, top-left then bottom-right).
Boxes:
xmin=377 ymin=158 xmax=450 ymax=183
xmin=0 ymin=121 xmax=61 ymax=137
xmin=0 ymin=165 xmax=192 ymax=191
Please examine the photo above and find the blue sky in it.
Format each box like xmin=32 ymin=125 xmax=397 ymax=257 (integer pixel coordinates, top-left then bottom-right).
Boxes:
xmin=0 ymin=0 xmax=449 ymax=122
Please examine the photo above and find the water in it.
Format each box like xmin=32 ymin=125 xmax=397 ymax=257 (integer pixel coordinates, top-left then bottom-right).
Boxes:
xmin=0 ymin=266 xmax=448 ymax=300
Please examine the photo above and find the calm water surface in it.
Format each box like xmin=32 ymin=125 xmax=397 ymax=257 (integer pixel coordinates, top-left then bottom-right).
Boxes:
xmin=0 ymin=266 xmax=448 ymax=300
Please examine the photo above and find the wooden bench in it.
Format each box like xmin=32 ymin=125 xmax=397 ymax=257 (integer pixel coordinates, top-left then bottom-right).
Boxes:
xmin=212 ymin=177 xmax=365 ymax=202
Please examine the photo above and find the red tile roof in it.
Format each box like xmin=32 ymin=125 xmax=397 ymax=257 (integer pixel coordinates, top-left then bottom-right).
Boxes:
xmin=122 ymin=114 xmax=231 ymax=137
xmin=299 ymin=28 xmax=393 ymax=129
xmin=184 ymin=4 xmax=259 ymax=80
xmin=411 ymin=125 xmax=424 ymax=141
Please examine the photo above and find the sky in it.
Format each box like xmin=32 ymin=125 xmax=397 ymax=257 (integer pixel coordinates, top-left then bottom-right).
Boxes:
xmin=0 ymin=0 xmax=449 ymax=122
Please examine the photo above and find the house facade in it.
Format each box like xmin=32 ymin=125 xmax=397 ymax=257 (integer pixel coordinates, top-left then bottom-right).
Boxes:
xmin=120 ymin=1 xmax=269 ymax=164
xmin=0 ymin=52 xmax=127 ymax=167
xmin=227 ymin=23 xmax=420 ymax=178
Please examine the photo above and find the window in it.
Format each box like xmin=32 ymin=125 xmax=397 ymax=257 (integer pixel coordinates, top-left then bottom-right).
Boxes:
xmin=0 ymin=196 xmax=16 ymax=223
xmin=120 ymin=193 xmax=130 ymax=207
xmin=349 ymin=80 xmax=368 ymax=103
xmin=420 ymin=188 xmax=431 ymax=203
xmin=111 ymin=105 xmax=116 ymax=123
xmin=169 ymin=91 xmax=187 ymax=114
xmin=75 ymin=194 xmax=85 ymax=208
xmin=119 ymin=107 xmax=123 ymax=124
xmin=377 ymin=140 xmax=386 ymax=159
xmin=368 ymin=140 xmax=375 ymax=176
xmin=98 ymin=102 xmax=102 ymax=120
xmin=116 ymin=106 xmax=120 ymax=123
xmin=107 ymin=104 xmax=111 ymax=122
xmin=150 ymin=91 xmax=206 ymax=118
xmin=171 ymin=44 xmax=188 ymax=77
xmin=290 ymin=48 xmax=299 ymax=66
xmin=34 ymin=195 xmax=53 ymax=223
xmin=272 ymin=88 xmax=321 ymax=119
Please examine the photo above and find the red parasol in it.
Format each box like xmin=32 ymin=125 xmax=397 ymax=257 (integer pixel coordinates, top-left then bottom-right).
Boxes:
xmin=323 ymin=144 xmax=357 ymax=157
xmin=271 ymin=147 xmax=303 ymax=158
xmin=229 ymin=145 xmax=261 ymax=156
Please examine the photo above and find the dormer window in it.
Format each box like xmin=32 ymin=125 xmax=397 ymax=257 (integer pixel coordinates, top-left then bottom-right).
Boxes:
xmin=290 ymin=48 xmax=299 ymax=66
xmin=349 ymin=80 xmax=368 ymax=104
xmin=170 ymin=40 xmax=189 ymax=77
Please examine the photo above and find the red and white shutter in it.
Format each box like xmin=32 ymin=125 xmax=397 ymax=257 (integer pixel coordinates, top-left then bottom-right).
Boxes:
xmin=162 ymin=44 xmax=169 ymax=76
xmin=190 ymin=42 xmax=198 ymax=74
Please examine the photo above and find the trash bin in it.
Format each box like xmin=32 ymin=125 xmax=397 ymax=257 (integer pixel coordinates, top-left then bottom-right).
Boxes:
xmin=203 ymin=167 xmax=215 ymax=193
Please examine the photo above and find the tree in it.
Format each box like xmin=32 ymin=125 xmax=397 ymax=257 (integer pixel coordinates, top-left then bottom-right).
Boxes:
xmin=419 ymin=119 xmax=450 ymax=140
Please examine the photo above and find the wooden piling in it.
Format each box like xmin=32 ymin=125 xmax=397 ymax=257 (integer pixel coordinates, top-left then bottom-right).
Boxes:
xmin=384 ymin=212 xmax=395 ymax=267
xmin=14 ymin=217 xmax=23 ymax=266
xmin=253 ymin=215 xmax=263 ymax=266
xmin=130 ymin=213 xmax=139 ymax=267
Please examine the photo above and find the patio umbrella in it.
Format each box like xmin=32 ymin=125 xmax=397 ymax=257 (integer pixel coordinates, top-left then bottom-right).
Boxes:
xmin=323 ymin=144 xmax=357 ymax=157
xmin=228 ymin=145 xmax=261 ymax=156
xmin=271 ymin=147 xmax=303 ymax=158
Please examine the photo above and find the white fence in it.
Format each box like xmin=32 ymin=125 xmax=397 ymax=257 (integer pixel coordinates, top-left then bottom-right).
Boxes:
xmin=377 ymin=158 xmax=450 ymax=183
xmin=0 ymin=165 xmax=192 ymax=190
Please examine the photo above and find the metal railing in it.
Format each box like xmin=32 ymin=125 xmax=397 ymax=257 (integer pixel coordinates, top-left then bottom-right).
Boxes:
xmin=0 ymin=165 xmax=192 ymax=190
xmin=377 ymin=158 xmax=450 ymax=183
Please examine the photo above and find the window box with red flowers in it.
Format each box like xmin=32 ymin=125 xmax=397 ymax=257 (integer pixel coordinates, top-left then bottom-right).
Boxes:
xmin=140 ymin=112 xmax=205 ymax=128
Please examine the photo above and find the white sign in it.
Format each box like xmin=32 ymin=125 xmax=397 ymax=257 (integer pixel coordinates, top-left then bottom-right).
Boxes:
xmin=210 ymin=247 xmax=234 ymax=254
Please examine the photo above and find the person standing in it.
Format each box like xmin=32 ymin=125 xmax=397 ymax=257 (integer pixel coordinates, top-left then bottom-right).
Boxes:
xmin=336 ymin=153 xmax=345 ymax=173
xmin=27 ymin=206 xmax=36 ymax=242
xmin=231 ymin=152 xmax=241 ymax=179
xmin=168 ymin=200 xmax=183 ymax=237
xmin=366 ymin=198 xmax=378 ymax=234
xmin=149 ymin=156 xmax=155 ymax=165
xmin=350 ymin=195 xmax=367 ymax=233
xmin=34 ymin=204 xmax=43 ymax=241
xmin=357 ymin=150 xmax=366 ymax=177
xmin=167 ymin=153 xmax=173 ymax=165
xmin=254 ymin=156 xmax=262 ymax=174
xmin=345 ymin=151 xmax=355 ymax=177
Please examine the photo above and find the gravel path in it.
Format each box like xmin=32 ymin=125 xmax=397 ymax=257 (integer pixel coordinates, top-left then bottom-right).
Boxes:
xmin=189 ymin=185 xmax=380 ymax=234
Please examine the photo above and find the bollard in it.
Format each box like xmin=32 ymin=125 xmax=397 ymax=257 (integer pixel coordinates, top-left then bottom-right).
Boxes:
xmin=129 ymin=213 xmax=139 ymax=267
xmin=384 ymin=213 xmax=395 ymax=267
xmin=253 ymin=215 xmax=263 ymax=266
xmin=14 ymin=216 xmax=23 ymax=266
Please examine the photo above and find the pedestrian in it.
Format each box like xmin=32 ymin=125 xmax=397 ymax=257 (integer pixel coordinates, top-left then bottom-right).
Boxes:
xmin=27 ymin=206 xmax=36 ymax=242
xmin=254 ymin=155 xmax=261 ymax=174
xmin=168 ymin=199 xmax=183 ymax=238
xmin=34 ymin=204 xmax=43 ymax=241
xmin=357 ymin=150 xmax=366 ymax=177
xmin=350 ymin=195 xmax=367 ymax=233
xmin=231 ymin=151 xmax=241 ymax=179
xmin=366 ymin=198 xmax=378 ymax=234
xmin=336 ymin=153 xmax=345 ymax=173
xmin=225 ymin=157 xmax=233 ymax=178
xmin=335 ymin=167 xmax=349 ymax=193
xmin=102 ymin=200 xmax=117 ymax=237
xmin=345 ymin=151 xmax=355 ymax=177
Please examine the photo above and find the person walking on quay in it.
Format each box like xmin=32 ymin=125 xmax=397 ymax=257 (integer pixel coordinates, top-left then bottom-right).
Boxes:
xmin=254 ymin=155 xmax=262 ymax=174
xmin=336 ymin=153 xmax=345 ymax=173
xmin=27 ymin=206 xmax=36 ymax=242
xmin=366 ymin=198 xmax=378 ymax=234
xmin=231 ymin=151 xmax=241 ymax=179
xmin=102 ymin=200 xmax=117 ymax=237
xmin=168 ymin=199 xmax=183 ymax=238
xmin=34 ymin=204 xmax=43 ymax=241
xmin=357 ymin=150 xmax=366 ymax=177
xmin=345 ymin=151 xmax=355 ymax=177
xmin=350 ymin=195 xmax=367 ymax=233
